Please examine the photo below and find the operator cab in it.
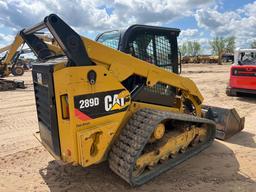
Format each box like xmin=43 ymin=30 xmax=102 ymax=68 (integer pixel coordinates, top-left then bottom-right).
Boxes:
xmin=96 ymin=25 xmax=181 ymax=108
xmin=96 ymin=25 xmax=181 ymax=74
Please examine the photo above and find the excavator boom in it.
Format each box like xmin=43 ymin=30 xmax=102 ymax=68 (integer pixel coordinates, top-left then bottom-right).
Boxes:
xmin=0 ymin=31 xmax=64 ymax=91
xmin=0 ymin=45 xmax=11 ymax=54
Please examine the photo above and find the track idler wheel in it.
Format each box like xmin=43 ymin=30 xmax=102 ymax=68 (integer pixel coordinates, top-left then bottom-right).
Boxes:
xmin=149 ymin=123 xmax=165 ymax=143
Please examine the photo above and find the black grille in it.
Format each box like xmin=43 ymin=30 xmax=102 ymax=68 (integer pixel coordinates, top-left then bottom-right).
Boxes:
xmin=34 ymin=85 xmax=51 ymax=128
xmin=131 ymin=33 xmax=173 ymax=71
xmin=144 ymin=83 xmax=174 ymax=96
xmin=32 ymin=63 xmax=61 ymax=157
xmin=155 ymin=36 xmax=172 ymax=68
xmin=232 ymin=67 xmax=256 ymax=77
xmin=132 ymin=82 xmax=177 ymax=107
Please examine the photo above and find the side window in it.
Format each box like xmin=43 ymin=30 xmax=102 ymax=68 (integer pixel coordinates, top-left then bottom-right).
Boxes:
xmin=131 ymin=33 xmax=173 ymax=71
xmin=132 ymin=34 xmax=155 ymax=64
xmin=97 ymin=31 xmax=120 ymax=50
xmin=155 ymin=36 xmax=172 ymax=71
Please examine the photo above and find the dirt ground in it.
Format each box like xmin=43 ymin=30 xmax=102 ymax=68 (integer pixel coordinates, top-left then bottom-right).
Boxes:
xmin=0 ymin=64 xmax=255 ymax=192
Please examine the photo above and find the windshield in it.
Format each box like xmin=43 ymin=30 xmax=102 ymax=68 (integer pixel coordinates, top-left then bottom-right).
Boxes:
xmin=239 ymin=52 xmax=256 ymax=65
xmin=97 ymin=31 xmax=120 ymax=50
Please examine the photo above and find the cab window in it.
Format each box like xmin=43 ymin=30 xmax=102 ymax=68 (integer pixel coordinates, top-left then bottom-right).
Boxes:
xmin=130 ymin=33 xmax=174 ymax=72
xmin=97 ymin=31 xmax=120 ymax=50
xmin=239 ymin=52 xmax=256 ymax=65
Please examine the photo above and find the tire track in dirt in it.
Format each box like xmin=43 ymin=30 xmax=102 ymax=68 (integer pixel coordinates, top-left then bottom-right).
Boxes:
xmin=0 ymin=141 xmax=255 ymax=192
xmin=0 ymin=72 xmax=38 ymax=157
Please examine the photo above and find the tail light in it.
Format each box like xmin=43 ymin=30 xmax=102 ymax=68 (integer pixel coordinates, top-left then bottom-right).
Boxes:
xmin=60 ymin=94 xmax=70 ymax=119
xmin=232 ymin=69 xmax=238 ymax=75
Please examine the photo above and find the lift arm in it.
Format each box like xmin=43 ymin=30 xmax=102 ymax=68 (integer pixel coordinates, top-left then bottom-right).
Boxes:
xmin=19 ymin=14 xmax=203 ymax=104
xmin=0 ymin=45 xmax=11 ymax=54
xmin=1 ymin=33 xmax=64 ymax=67
xmin=20 ymin=15 xmax=93 ymax=66
xmin=1 ymin=34 xmax=25 ymax=65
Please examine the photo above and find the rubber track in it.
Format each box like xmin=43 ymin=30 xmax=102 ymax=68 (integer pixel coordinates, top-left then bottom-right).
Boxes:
xmin=0 ymin=79 xmax=25 ymax=91
xmin=109 ymin=108 xmax=216 ymax=186
xmin=0 ymin=79 xmax=16 ymax=91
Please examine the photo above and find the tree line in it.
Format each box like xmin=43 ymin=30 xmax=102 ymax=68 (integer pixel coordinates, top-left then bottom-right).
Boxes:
xmin=179 ymin=36 xmax=236 ymax=65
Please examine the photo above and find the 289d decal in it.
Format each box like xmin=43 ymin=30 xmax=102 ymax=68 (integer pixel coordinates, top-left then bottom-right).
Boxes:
xmin=74 ymin=89 xmax=130 ymax=121
xmin=79 ymin=97 xmax=99 ymax=109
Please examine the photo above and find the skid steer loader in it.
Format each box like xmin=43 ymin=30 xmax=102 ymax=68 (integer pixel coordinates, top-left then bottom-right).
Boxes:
xmin=226 ymin=48 xmax=256 ymax=96
xmin=19 ymin=14 xmax=244 ymax=185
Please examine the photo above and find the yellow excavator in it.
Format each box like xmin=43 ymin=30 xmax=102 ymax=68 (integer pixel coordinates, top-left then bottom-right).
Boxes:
xmin=19 ymin=14 xmax=244 ymax=185
xmin=0 ymin=33 xmax=63 ymax=91
xmin=0 ymin=34 xmax=25 ymax=77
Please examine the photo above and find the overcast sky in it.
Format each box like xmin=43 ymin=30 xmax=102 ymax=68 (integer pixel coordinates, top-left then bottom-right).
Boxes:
xmin=0 ymin=0 xmax=256 ymax=54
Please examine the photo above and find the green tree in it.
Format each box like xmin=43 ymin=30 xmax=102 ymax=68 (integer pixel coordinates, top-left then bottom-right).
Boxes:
xmin=187 ymin=41 xmax=193 ymax=56
xmin=179 ymin=43 xmax=187 ymax=57
xmin=225 ymin=36 xmax=235 ymax=53
xmin=179 ymin=41 xmax=201 ymax=56
xmin=192 ymin=41 xmax=201 ymax=56
xmin=210 ymin=36 xmax=235 ymax=65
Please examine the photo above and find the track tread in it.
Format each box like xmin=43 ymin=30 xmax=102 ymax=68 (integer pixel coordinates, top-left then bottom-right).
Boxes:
xmin=109 ymin=108 xmax=216 ymax=186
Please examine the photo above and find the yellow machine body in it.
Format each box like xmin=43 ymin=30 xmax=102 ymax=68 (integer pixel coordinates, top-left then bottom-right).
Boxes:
xmin=49 ymin=36 xmax=203 ymax=166
xmin=24 ymin=14 xmax=243 ymax=185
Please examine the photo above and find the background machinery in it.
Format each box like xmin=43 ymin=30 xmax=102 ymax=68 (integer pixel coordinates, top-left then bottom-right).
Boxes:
xmin=0 ymin=34 xmax=25 ymax=77
xmin=180 ymin=54 xmax=233 ymax=65
xmin=0 ymin=33 xmax=63 ymax=91
xmin=20 ymin=14 xmax=244 ymax=185
xmin=226 ymin=48 xmax=256 ymax=96
xmin=181 ymin=55 xmax=219 ymax=64
xmin=11 ymin=48 xmax=33 ymax=71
